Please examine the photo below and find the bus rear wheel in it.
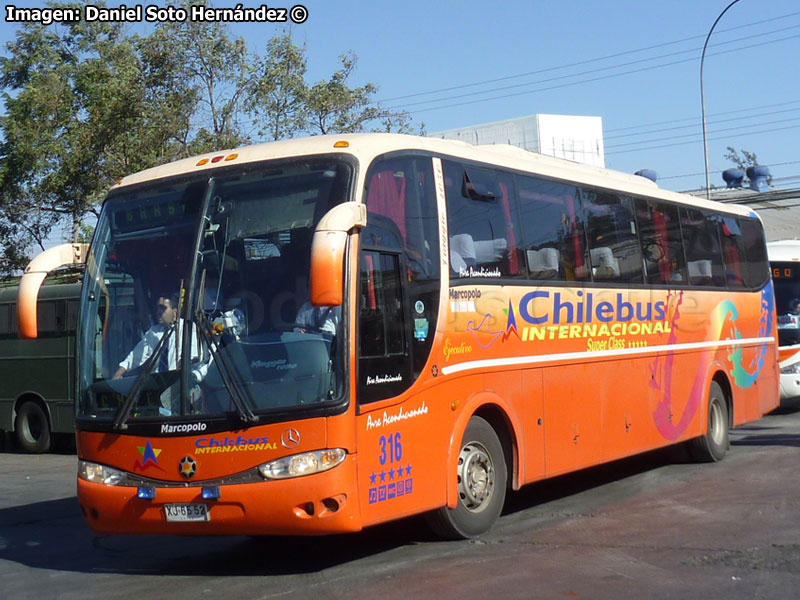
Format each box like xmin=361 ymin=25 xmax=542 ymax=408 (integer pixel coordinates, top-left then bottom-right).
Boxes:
xmin=688 ymin=381 xmax=729 ymax=463
xmin=426 ymin=416 xmax=507 ymax=539
xmin=15 ymin=400 xmax=51 ymax=454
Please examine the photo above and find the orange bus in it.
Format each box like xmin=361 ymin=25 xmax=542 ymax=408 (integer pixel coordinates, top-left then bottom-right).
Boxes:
xmin=18 ymin=134 xmax=778 ymax=539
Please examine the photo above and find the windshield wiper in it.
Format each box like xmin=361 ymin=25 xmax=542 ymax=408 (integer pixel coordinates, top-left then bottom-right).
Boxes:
xmin=195 ymin=311 xmax=259 ymax=423
xmin=112 ymin=322 xmax=177 ymax=430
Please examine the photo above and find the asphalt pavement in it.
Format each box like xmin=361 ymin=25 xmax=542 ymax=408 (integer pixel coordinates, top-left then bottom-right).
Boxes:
xmin=2 ymin=399 xmax=800 ymax=599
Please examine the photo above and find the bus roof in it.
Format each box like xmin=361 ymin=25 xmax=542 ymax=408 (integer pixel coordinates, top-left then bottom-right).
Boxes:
xmin=111 ymin=133 xmax=757 ymax=219
xmin=767 ymin=239 xmax=800 ymax=261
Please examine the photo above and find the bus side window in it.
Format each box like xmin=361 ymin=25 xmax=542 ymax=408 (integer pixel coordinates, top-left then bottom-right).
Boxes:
xmin=365 ymin=169 xmax=407 ymax=244
xmin=635 ymin=199 xmax=686 ymax=284
xmin=67 ymin=300 xmax=79 ymax=332
xmin=363 ymin=154 xmax=441 ymax=381
xmin=0 ymin=304 xmax=10 ymax=336
xmin=582 ymin=189 xmax=643 ymax=284
xmin=443 ymin=161 xmax=522 ymax=278
xmin=37 ymin=301 xmax=65 ymax=335
xmin=516 ymin=174 xmax=587 ymax=281
xmin=720 ymin=216 xmax=746 ymax=288
xmin=680 ymin=207 xmax=726 ymax=287
xmin=739 ymin=218 xmax=769 ymax=289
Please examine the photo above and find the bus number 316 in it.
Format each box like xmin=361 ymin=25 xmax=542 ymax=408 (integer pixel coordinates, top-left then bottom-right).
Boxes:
xmin=379 ymin=433 xmax=403 ymax=465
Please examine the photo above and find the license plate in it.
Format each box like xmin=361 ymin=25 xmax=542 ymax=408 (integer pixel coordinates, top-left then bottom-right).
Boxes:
xmin=164 ymin=503 xmax=209 ymax=522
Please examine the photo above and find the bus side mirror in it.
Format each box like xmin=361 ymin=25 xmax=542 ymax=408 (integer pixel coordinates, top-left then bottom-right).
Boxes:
xmin=310 ymin=203 xmax=367 ymax=307
xmin=17 ymin=243 xmax=88 ymax=339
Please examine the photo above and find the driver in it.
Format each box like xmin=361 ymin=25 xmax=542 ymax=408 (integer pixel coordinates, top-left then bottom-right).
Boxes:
xmin=113 ymin=294 xmax=180 ymax=379
xmin=112 ymin=293 xmax=209 ymax=382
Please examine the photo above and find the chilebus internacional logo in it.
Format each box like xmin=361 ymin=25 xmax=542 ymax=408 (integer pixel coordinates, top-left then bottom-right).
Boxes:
xmin=133 ymin=440 xmax=165 ymax=473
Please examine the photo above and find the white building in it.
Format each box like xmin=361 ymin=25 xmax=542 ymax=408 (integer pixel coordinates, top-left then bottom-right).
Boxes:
xmin=430 ymin=114 xmax=605 ymax=168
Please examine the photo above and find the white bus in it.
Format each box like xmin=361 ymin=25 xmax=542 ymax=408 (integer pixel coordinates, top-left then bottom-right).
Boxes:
xmin=767 ymin=239 xmax=800 ymax=399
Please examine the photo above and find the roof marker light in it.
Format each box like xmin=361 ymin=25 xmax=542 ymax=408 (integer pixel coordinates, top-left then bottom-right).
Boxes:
xmin=333 ymin=141 xmax=349 ymax=148
xmin=225 ymin=153 xmax=238 ymax=161
xmin=196 ymin=158 xmax=210 ymax=166
xmin=211 ymin=155 xmax=224 ymax=163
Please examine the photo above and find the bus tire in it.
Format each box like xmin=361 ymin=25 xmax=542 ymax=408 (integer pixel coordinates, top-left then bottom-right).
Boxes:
xmin=426 ymin=416 xmax=507 ymax=539
xmin=15 ymin=400 xmax=51 ymax=454
xmin=688 ymin=381 xmax=729 ymax=463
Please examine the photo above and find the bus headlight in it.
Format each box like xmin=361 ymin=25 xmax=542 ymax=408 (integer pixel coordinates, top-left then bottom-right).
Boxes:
xmin=781 ymin=362 xmax=800 ymax=375
xmin=78 ymin=460 xmax=125 ymax=486
xmin=258 ymin=449 xmax=347 ymax=480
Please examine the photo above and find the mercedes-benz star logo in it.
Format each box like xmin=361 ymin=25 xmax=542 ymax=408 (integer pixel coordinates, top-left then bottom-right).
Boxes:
xmin=179 ymin=456 xmax=197 ymax=479
xmin=281 ymin=427 xmax=300 ymax=449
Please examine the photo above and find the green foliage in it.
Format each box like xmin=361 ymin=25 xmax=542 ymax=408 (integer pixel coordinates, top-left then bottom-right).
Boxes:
xmin=1 ymin=2 xmax=129 ymax=270
xmin=306 ymin=52 xmax=380 ymax=135
xmin=246 ymin=32 xmax=309 ymax=141
xmin=724 ymin=146 xmax=759 ymax=170
xmin=0 ymin=3 xmax=417 ymax=276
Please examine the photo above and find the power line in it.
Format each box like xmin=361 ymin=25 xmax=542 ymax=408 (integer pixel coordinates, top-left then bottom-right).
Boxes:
xmin=389 ymin=32 xmax=800 ymax=115
xmin=605 ymin=123 xmax=800 ymax=155
xmin=605 ymin=99 xmax=800 ymax=133
xmin=372 ymin=11 xmax=800 ymax=188
xmin=378 ymin=10 xmax=800 ymax=104
xmin=606 ymin=115 xmax=800 ymax=150
xmin=390 ymin=26 xmax=800 ymax=111
xmin=605 ymin=106 xmax=800 ymax=141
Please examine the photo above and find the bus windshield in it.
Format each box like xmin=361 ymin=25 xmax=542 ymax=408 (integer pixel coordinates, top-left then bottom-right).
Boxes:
xmin=772 ymin=261 xmax=800 ymax=347
xmin=77 ymin=158 xmax=352 ymax=426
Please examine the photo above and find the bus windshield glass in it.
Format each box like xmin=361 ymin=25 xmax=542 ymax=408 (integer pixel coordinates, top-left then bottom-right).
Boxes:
xmin=772 ymin=261 xmax=800 ymax=347
xmin=77 ymin=159 xmax=352 ymax=425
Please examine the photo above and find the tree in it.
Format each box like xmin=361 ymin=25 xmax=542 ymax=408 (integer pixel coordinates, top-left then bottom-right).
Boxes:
xmin=0 ymin=2 xmax=141 ymax=270
xmin=0 ymin=1 xmax=242 ymax=274
xmin=246 ymin=32 xmax=308 ymax=141
xmin=0 ymin=4 xmax=419 ymax=275
xmin=148 ymin=4 xmax=252 ymax=154
xmin=304 ymin=52 xmax=412 ymax=136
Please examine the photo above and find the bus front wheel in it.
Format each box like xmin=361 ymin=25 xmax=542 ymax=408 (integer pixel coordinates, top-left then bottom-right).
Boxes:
xmin=15 ymin=401 xmax=51 ymax=454
xmin=688 ymin=381 xmax=729 ymax=463
xmin=426 ymin=416 xmax=507 ymax=539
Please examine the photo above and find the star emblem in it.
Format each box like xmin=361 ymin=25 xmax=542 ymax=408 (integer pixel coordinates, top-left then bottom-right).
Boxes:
xmin=179 ymin=456 xmax=197 ymax=479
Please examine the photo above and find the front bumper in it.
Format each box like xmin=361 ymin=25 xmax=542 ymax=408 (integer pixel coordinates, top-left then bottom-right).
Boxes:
xmin=77 ymin=454 xmax=361 ymax=536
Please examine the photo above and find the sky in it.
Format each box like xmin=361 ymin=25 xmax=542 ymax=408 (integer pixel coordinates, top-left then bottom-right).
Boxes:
xmin=2 ymin=0 xmax=800 ymax=199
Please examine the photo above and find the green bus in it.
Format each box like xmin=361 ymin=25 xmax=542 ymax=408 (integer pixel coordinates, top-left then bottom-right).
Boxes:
xmin=0 ymin=270 xmax=81 ymax=453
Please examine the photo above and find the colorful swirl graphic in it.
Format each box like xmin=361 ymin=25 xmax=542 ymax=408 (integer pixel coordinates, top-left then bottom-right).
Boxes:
xmin=651 ymin=284 xmax=774 ymax=440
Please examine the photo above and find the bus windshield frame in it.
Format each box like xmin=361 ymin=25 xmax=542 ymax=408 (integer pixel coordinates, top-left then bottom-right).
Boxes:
xmin=76 ymin=156 xmax=355 ymax=433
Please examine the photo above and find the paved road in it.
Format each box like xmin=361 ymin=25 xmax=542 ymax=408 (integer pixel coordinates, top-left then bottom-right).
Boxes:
xmin=2 ymin=400 xmax=800 ymax=600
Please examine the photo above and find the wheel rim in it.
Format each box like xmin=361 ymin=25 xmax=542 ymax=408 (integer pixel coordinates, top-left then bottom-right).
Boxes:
xmin=457 ymin=441 xmax=495 ymax=513
xmin=709 ymin=399 xmax=725 ymax=446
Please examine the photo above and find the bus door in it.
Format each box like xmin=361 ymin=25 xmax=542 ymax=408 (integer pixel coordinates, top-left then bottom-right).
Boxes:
xmin=355 ymin=155 xmax=442 ymax=524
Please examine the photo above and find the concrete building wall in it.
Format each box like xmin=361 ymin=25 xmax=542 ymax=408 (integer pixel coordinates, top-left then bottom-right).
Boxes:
xmin=431 ymin=114 xmax=605 ymax=168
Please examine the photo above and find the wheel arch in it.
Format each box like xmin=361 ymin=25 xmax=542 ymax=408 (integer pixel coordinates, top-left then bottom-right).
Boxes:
xmin=711 ymin=369 xmax=734 ymax=429
xmin=445 ymin=391 xmax=523 ymax=509
xmin=472 ymin=404 xmax=518 ymax=489
xmin=13 ymin=392 xmax=51 ymax=432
